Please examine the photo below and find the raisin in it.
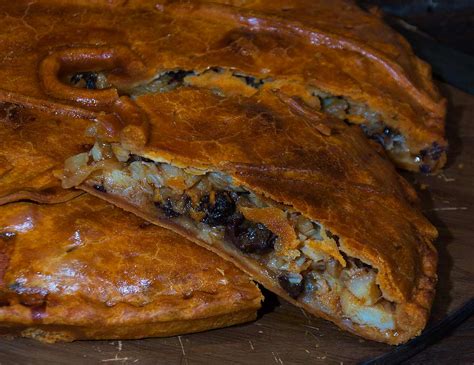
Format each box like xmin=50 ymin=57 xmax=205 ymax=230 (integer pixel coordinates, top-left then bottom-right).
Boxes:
xmin=71 ymin=72 xmax=98 ymax=89
xmin=325 ymin=230 xmax=339 ymax=244
xmin=416 ymin=142 xmax=445 ymax=173
xmin=371 ymin=133 xmax=386 ymax=147
xmin=126 ymin=154 xmax=154 ymax=164
xmin=225 ymin=215 xmax=276 ymax=254
xmin=93 ymin=184 xmax=107 ymax=193
xmin=201 ymin=191 xmax=236 ymax=226
xmin=278 ymin=273 xmax=304 ymax=299
xmin=361 ymin=124 xmax=406 ymax=150
xmin=196 ymin=195 xmax=210 ymax=212
xmin=420 ymin=164 xmax=431 ymax=174
xmin=156 ymin=199 xmax=180 ymax=218
xmin=426 ymin=142 xmax=445 ymax=161
xmin=0 ymin=232 xmax=16 ymax=241
xmin=233 ymin=74 xmax=264 ymax=89
xmin=168 ymin=70 xmax=194 ymax=84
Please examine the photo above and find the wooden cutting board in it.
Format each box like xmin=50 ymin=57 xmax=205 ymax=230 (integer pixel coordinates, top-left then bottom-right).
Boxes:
xmin=0 ymin=83 xmax=472 ymax=364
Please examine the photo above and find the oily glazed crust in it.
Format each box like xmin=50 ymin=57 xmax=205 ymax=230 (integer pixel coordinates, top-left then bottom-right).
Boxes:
xmin=0 ymin=92 xmax=97 ymax=204
xmin=0 ymin=0 xmax=445 ymax=170
xmin=0 ymin=195 xmax=261 ymax=342
xmin=79 ymin=88 xmax=437 ymax=343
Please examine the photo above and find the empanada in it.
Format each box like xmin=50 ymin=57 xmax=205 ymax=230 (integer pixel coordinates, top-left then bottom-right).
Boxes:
xmin=0 ymin=0 xmax=446 ymax=171
xmin=0 ymin=194 xmax=261 ymax=342
xmin=60 ymin=88 xmax=438 ymax=344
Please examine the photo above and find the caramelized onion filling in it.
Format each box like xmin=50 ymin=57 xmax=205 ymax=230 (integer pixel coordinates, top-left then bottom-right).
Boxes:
xmin=61 ymin=142 xmax=398 ymax=333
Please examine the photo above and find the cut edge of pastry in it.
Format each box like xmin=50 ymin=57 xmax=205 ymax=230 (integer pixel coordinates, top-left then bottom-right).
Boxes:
xmin=182 ymin=68 xmax=447 ymax=173
xmin=66 ymin=67 xmax=447 ymax=173
xmin=60 ymin=144 xmax=437 ymax=344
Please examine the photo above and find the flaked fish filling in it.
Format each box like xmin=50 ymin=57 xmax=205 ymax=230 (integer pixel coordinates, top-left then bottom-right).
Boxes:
xmin=62 ymin=142 xmax=398 ymax=332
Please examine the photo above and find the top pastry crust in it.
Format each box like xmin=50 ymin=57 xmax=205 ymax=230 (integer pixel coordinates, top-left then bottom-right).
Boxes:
xmin=0 ymin=0 xmax=446 ymax=171
xmin=61 ymin=88 xmax=438 ymax=344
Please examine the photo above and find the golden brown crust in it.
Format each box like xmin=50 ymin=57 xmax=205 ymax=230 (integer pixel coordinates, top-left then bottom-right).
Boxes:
xmin=0 ymin=92 xmax=96 ymax=204
xmin=0 ymin=195 xmax=261 ymax=342
xmin=0 ymin=0 xmax=446 ymax=170
xmin=75 ymin=88 xmax=437 ymax=344
xmin=0 ymin=0 xmax=440 ymax=345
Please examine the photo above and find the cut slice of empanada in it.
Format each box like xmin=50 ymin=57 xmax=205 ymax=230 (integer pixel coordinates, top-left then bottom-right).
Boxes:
xmin=60 ymin=88 xmax=438 ymax=344
xmin=0 ymin=194 xmax=261 ymax=342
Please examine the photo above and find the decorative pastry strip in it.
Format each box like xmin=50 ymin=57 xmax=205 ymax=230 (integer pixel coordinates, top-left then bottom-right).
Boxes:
xmin=39 ymin=46 xmax=149 ymax=109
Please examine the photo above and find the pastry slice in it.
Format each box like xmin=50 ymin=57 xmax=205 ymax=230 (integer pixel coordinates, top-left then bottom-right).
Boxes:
xmin=60 ymin=88 xmax=438 ymax=344
xmin=0 ymin=194 xmax=261 ymax=342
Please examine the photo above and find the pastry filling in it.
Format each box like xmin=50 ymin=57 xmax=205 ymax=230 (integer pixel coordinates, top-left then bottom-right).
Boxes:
xmin=68 ymin=72 xmax=110 ymax=90
xmin=68 ymin=68 xmax=444 ymax=172
xmin=61 ymin=143 xmax=398 ymax=333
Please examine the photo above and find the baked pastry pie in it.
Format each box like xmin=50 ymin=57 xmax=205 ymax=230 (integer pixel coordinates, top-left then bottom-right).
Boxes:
xmin=0 ymin=0 xmax=446 ymax=172
xmin=1 ymin=0 xmax=441 ymax=345
xmin=60 ymin=88 xmax=438 ymax=344
xmin=0 ymin=194 xmax=261 ymax=342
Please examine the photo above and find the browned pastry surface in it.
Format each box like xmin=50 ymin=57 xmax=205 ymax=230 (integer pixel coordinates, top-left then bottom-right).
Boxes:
xmin=0 ymin=194 xmax=261 ymax=342
xmin=65 ymin=88 xmax=438 ymax=344
xmin=0 ymin=92 xmax=97 ymax=204
xmin=0 ymin=0 xmax=441 ymax=345
xmin=0 ymin=0 xmax=446 ymax=171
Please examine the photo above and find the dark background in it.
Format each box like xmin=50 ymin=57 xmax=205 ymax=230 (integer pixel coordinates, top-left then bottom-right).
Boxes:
xmin=355 ymin=2 xmax=474 ymax=362
xmin=358 ymin=0 xmax=474 ymax=94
